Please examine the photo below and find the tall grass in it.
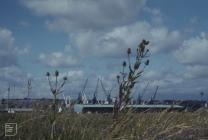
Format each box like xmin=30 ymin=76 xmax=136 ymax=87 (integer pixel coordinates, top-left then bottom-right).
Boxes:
xmin=0 ymin=109 xmax=208 ymax=140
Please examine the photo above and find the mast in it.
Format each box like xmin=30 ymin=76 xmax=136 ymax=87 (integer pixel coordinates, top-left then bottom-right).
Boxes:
xmin=27 ymin=79 xmax=32 ymax=98
xmin=7 ymin=84 xmax=10 ymax=111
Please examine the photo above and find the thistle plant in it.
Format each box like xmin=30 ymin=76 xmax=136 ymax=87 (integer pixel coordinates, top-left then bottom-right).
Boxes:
xmin=113 ymin=40 xmax=150 ymax=119
xmin=46 ymin=70 xmax=67 ymax=119
xmin=46 ymin=70 xmax=67 ymax=139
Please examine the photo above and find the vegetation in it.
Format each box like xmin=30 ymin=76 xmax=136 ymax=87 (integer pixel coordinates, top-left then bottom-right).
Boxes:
xmin=46 ymin=70 xmax=67 ymax=139
xmin=114 ymin=40 xmax=150 ymax=119
xmin=0 ymin=110 xmax=208 ymax=140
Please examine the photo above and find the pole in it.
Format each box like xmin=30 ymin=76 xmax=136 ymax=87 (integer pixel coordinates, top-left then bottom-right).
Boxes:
xmin=7 ymin=85 xmax=10 ymax=112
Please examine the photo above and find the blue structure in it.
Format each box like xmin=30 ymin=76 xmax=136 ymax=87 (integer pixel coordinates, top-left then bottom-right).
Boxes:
xmin=74 ymin=104 xmax=184 ymax=113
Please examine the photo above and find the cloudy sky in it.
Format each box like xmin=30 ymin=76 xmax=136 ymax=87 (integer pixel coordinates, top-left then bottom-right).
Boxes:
xmin=0 ymin=0 xmax=208 ymax=100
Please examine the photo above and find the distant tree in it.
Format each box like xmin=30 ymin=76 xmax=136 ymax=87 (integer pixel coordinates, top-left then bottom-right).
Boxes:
xmin=113 ymin=39 xmax=150 ymax=119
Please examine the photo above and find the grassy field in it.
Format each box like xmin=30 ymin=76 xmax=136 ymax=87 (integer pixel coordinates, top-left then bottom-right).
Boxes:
xmin=0 ymin=109 xmax=208 ymax=140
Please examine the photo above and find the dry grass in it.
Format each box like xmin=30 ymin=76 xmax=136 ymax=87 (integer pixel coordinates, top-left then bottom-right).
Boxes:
xmin=0 ymin=109 xmax=208 ymax=140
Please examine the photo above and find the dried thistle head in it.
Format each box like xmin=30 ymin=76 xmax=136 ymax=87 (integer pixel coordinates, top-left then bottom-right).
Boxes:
xmin=143 ymin=39 xmax=149 ymax=45
xmin=146 ymin=49 xmax=149 ymax=52
xmin=63 ymin=76 xmax=67 ymax=81
xmin=145 ymin=59 xmax=150 ymax=65
xmin=139 ymin=42 xmax=145 ymax=53
xmin=55 ymin=70 xmax=59 ymax=77
xmin=116 ymin=75 xmax=120 ymax=83
xmin=123 ymin=61 xmax=127 ymax=67
xmin=127 ymin=48 xmax=131 ymax=55
xmin=46 ymin=72 xmax=50 ymax=77
xmin=52 ymin=89 xmax=56 ymax=95
xmin=28 ymin=79 xmax=31 ymax=85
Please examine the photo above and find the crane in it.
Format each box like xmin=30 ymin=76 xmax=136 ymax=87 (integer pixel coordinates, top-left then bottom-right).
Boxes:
xmin=140 ymin=81 xmax=151 ymax=99
xmin=149 ymin=86 xmax=159 ymax=104
xmin=137 ymin=81 xmax=151 ymax=104
xmin=77 ymin=78 xmax=88 ymax=104
xmin=81 ymin=78 xmax=88 ymax=93
xmin=92 ymin=78 xmax=100 ymax=104
xmin=100 ymin=79 xmax=115 ymax=104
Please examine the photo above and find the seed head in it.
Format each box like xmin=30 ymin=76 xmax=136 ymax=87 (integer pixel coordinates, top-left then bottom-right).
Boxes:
xmin=63 ymin=76 xmax=67 ymax=81
xmin=145 ymin=59 xmax=150 ymax=65
xmin=123 ymin=61 xmax=127 ymax=67
xmin=139 ymin=43 xmax=145 ymax=53
xmin=143 ymin=39 xmax=149 ymax=45
xmin=116 ymin=75 xmax=120 ymax=83
xmin=127 ymin=48 xmax=131 ymax=55
xmin=46 ymin=72 xmax=50 ymax=77
xmin=55 ymin=70 xmax=59 ymax=77
xmin=146 ymin=49 xmax=149 ymax=52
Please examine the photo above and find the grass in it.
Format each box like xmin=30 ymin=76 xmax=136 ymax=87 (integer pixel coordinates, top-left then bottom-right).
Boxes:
xmin=0 ymin=109 xmax=208 ymax=140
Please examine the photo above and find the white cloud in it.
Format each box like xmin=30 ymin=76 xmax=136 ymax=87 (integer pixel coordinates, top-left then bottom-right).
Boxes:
xmin=184 ymin=65 xmax=208 ymax=80
xmin=143 ymin=69 xmax=183 ymax=87
xmin=0 ymin=27 xmax=18 ymax=67
xmin=0 ymin=66 xmax=27 ymax=85
xmin=62 ymin=70 xmax=84 ymax=80
xmin=22 ymin=0 xmax=146 ymax=31
xmin=0 ymin=27 xmax=29 ymax=68
xmin=174 ymin=32 xmax=208 ymax=65
xmin=38 ymin=51 xmax=79 ymax=68
xmin=0 ymin=27 xmax=15 ymax=47
xmin=0 ymin=27 xmax=34 ymax=98
xmin=19 ymin=21 xmax=31 ymax=27
xmin=143 ymin=7 xmax=163 ymax=25
xmin=22 ymin=0 xmax=182 ymax=60
xmin=69 ymin=21 xmax=181 ymax=58
xmin=0 ymin=65 xmax=30 ymax=98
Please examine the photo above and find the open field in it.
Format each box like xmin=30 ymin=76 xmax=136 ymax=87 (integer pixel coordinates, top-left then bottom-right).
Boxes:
xmin=1 ymin=109 xmax=208 ymax=140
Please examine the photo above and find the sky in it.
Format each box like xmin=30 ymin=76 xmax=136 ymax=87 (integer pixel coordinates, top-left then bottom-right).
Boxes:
xmin=0 ymin=0 xmax=208 ymax=100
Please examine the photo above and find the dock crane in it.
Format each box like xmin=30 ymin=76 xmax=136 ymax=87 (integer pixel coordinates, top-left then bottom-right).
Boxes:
xmin=25 ymin=79 xmax=32 ymax=108
xmin=7 ymin=84 xmax=15 ymax=113
xmin=100 ymin=79 xmax=115 ymax=104
xmin=77 ymin=78 xmax=88 ymax=104
xmin=136 ymin=93 xmax=142 ymax=104
xmin=137 ymin=81 xmax=151 ymax=104
xmin=149 ymin=86 xmax=159 ymax=104
xmin=63 ymin=94 xmax=71 ymax=108
xmin=27 ymin=79 xmax=32 ymax=98
xmin=92 ymin=78 xmax=100 ymax=104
